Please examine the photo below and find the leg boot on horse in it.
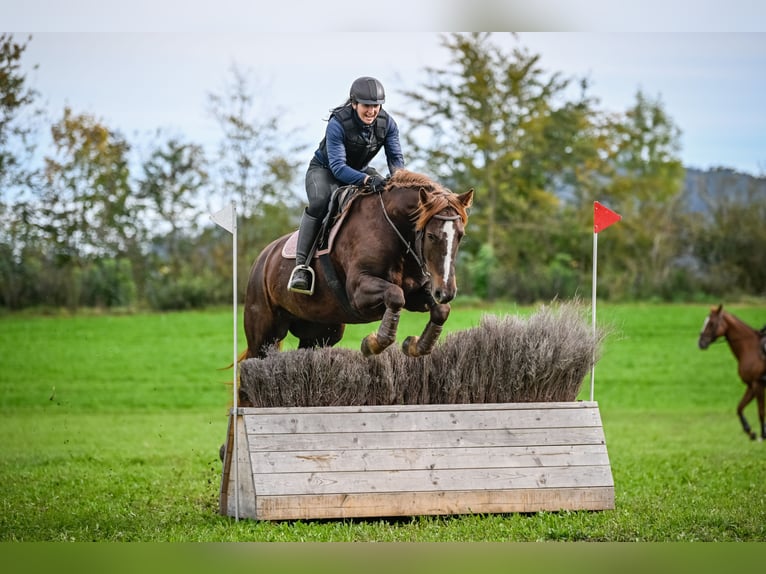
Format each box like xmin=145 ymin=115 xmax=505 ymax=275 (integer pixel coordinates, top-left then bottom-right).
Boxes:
xmin=288 ymin=209 xmax=322 ymax=295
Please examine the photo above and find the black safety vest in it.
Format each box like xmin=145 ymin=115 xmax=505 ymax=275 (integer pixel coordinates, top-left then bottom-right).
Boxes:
xmin=320 ymin=105 xmax=389 ymax=170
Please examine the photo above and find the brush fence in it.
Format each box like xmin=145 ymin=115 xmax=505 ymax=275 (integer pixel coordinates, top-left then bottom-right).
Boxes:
xmin=219 ymin=401 xmax=614 ymax=520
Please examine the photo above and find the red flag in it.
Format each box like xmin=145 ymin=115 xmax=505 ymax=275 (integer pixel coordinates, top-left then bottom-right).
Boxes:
xmin=593 ymin=201 xmax=621 ymax=233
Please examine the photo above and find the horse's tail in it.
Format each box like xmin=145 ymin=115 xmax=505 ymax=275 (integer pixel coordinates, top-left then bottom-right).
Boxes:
xmin=218 ymin=347 xmax=251 ymax=371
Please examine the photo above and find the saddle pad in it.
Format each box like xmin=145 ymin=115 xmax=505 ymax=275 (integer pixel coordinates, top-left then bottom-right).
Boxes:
xmin=280 ymin=205 xmax=352 ymax=260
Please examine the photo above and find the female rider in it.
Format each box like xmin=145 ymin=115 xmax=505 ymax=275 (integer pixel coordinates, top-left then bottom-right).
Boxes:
xmin=287 ymin=76 xmax=405 ymax=294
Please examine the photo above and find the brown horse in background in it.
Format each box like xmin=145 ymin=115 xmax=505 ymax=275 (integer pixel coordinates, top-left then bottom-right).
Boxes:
xmin=242 ymin=169 xmax=474 ymax=362
xmin=698 ymin=304 xmax=766 ymax=440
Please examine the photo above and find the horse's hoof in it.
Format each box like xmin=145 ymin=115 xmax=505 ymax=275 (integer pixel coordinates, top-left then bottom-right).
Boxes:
xmin=749 ymin=432 xmax=757 ymax=440
xmin=402 ymin=336 xmax=419 ymax=357
xmin=361 ymin=335 xmax=378 ymax=356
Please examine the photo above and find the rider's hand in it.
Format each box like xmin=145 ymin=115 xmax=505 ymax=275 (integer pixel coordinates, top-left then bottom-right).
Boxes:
xmin=367 ymin=175 xmax=386 ymax=193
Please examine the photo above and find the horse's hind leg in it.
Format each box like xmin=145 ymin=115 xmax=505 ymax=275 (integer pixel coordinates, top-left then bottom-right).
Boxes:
xmin=292 ymin=321 xmax=345 ymax=350
xmin=243 ymin=301 xmax=290 ymax=359
xmin=737 ymin=386 xmax=757 ymax=440
xmin=755 ymin=383 xmax=766 ymax=441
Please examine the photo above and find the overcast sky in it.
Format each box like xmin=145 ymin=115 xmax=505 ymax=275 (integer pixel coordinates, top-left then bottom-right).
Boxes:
xmin=6 ymin=2 xmax=766 ymax=176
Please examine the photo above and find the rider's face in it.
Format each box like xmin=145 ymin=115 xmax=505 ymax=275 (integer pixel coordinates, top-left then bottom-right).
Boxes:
xmin=353 ymin=102 xmax=380 ymax=125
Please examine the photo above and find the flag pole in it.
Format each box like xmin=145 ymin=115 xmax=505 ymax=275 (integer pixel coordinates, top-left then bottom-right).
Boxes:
xmin=231 ymin=200 xmax=239 ymax=522
xmin=590 ymin=201 xmax=621 ymax=403
xmin=210 ymin=201 xmax=239 ymax=521
xmin=590 ymin=229 xmax=598 ymax=402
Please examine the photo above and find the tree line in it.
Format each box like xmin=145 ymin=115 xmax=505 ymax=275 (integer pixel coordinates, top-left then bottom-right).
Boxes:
xmin=1 ymin=33 xmax=764 ymax=312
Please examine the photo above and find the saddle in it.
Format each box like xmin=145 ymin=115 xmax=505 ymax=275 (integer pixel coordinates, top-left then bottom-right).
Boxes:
xmin=282 ymin=185 xmax=361 ymax=260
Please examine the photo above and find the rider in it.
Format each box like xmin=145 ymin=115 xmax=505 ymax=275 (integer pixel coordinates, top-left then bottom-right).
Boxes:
xmin=287 ymin=76 xmax=406 ymax=295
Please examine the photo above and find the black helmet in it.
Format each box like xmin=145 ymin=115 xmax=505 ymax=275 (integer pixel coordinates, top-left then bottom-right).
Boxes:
xmin=350 ymin=76 xmax=385 ymax=105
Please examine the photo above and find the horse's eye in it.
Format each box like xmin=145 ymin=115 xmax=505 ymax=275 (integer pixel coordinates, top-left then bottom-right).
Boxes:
xmin=427 ymin=233 xmax=439 ymax=242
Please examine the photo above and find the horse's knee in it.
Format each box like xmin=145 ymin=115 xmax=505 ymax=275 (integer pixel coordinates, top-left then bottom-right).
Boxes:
xmin=382 ymin=287 xmax=406 ymax=311
xmin=429 ymin=303 xmax=451 ymax=325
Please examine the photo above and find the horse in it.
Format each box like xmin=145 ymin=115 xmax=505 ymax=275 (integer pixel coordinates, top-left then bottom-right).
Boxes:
xmin=242 ymin=169 xmax=474 ymax=364
xmin=698 ymin=304 xmax=766 ymax=440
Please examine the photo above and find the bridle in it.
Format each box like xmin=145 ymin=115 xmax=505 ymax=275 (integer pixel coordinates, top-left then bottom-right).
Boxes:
xmin=376 ymin=192 xmax=461 ymax=281
xmin=701 ymin=313 xmax=726 ymax=346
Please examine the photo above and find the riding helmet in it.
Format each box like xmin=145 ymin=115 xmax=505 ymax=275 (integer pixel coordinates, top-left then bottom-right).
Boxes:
xmin=350 ymin=77 xmax=385 ymax=105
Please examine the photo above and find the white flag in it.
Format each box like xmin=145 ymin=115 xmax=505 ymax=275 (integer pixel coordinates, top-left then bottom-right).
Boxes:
xmin=210 ymin=202 xmax=235 ymax=234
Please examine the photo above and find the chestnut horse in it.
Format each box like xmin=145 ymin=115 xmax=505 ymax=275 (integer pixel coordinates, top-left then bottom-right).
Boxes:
xmin=242 ymin=169 xmax=474 ymax=362
xmin=698 ymin=304 xmax=766 ymax=440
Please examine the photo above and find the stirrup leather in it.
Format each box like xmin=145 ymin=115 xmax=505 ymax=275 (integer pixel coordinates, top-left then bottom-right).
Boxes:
xmin=288 ymin=265 xmax=316 ymax=295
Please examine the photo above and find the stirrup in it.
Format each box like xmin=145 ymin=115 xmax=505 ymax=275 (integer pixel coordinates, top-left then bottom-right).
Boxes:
xmin=288 ymin=265 xmax=315 ymax=295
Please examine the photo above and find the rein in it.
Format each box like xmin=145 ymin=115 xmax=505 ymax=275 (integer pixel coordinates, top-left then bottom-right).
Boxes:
xmin=376 ymin=191 xmax=461 ymax=280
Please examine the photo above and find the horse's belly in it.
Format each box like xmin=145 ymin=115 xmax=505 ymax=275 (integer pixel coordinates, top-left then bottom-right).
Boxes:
xmin=284 ymin=294 xmax=382 ymax=325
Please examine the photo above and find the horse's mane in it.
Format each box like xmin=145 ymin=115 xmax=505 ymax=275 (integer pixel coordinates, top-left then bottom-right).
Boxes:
xmin=722 ymin=309 xmax=760 ymax=336
xmin=388 ymin=169 xmax=469 ymax=230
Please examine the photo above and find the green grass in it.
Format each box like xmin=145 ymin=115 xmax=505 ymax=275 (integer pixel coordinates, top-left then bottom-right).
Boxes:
xmin=1 ymin=302 xmax=766 ymax=541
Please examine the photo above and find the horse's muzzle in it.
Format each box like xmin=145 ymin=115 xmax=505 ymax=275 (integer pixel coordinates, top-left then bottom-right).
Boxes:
xmin=431 ymin=286 xmax=455 ymax=305
xmin=698 ymin=337 xmax=710 ymax=350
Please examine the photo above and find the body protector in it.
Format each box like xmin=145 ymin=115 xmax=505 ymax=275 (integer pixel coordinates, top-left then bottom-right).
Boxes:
xmin=319 ymin=105 xmax=389 ymax=171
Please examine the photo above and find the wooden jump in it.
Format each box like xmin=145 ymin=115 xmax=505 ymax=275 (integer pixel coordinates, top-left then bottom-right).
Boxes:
xmin=219 ymin=401 xmax=614 ymax=520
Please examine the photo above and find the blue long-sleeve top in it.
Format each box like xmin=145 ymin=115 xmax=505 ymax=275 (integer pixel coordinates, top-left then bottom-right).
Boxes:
xmin=313 ymin=110 xmax=405 ymax=185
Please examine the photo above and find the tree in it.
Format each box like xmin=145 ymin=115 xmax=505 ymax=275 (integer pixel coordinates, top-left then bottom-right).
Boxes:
xmin=43 ymin=108 xmax=134 ymax=259
xmin=0 ymin=33 xmax=41 ymax=194
xmin=40 ymin=108 xmax=134 ymax=270
xmin=137 ymin=135 xmax=209 ymax=274
xmin=688 ymin=169 xmax=766 ymax=297
xmin=207 ymin=65 xmax=305 ymax=298
xmin=401 ymin=33 xmax=607 ymax=300
xmin=207 ymin=64 xmax=303 ymax=220
xmin=599 ymin=91 xmax=685 ymax=298
xmin=0 ymin=34 xmax=47 ymax=309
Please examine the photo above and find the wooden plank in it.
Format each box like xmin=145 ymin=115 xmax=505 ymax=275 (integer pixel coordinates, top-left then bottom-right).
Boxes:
xmin=236 ymin=401 xmax=601 ymax=416
xmin=218 ymin=414 xmax=234 ymax=515
xmin=220 ymin=415 xmax=257 ymax=518
xmin=246 ymin=426 xmax=607 ymax=452
xmin=252 ymin=487 xmax=616 ymax=520
xmin=252 ymin=444 xmax=610 ymax=474
xmin=251 ymin=465 xmax=614 ymax=496
xmin=244 ymin=406 xmax=602 ymax=434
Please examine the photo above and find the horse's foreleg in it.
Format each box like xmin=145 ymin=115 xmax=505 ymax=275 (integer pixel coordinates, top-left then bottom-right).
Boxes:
xmin=361 ymin=308 xmax=400 ymax=356
xmin=737 ymin=386 xmax=757 ymax=440
xmin=402 ymin=303 xmax=450 ymax=357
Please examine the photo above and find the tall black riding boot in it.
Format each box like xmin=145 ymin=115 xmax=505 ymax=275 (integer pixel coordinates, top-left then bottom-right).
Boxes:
xmin=287 ymin=209 xmax=323 ymax=295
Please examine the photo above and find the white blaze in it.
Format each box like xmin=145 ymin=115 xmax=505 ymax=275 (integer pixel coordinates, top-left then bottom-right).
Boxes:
xmin=442 ymin=220 xmax=456 ymax=284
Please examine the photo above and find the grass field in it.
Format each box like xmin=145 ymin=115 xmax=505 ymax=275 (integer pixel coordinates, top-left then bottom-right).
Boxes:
xmin=1 ymin=301 xmax=765 ymax=542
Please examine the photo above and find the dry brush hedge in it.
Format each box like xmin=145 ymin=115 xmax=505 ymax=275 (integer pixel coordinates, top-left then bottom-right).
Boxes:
xmin=239 ymin=301 xmax=606 ymax=408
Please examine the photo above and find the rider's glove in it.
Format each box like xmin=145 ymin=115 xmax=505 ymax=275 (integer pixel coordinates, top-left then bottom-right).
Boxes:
xmin=367 ymin=175 xmax=386 ymax=193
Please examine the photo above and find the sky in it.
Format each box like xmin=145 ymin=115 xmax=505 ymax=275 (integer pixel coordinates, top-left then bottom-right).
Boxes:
xmin=6 ymin=1 xmax=766 ymax=176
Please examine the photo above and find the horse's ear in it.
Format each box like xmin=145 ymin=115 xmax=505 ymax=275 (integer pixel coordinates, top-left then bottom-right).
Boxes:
xmin=714 ymin=304 xmax=723 ymax=313
xmin=458 ymin=188 xmax=474 ymax=209
xmin=419 ymin=188 xmax=429 ymax=205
